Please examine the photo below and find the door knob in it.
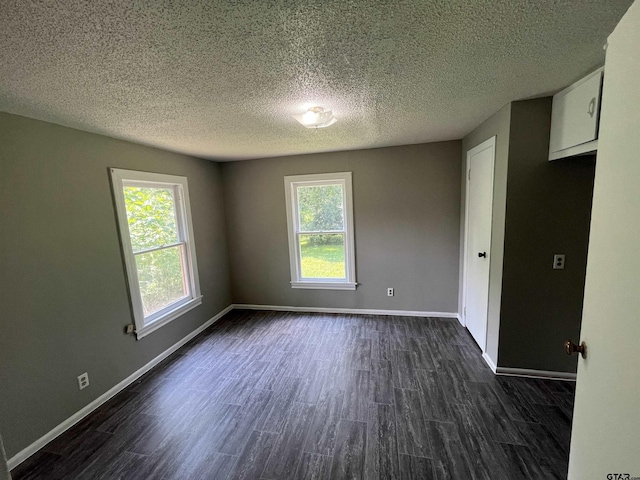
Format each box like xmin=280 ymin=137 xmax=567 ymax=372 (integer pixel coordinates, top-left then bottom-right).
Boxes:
xmin=564 ymin=340 xmax=586 ymax=359
xmin=478 ymin=252 xmax=487 ymax=258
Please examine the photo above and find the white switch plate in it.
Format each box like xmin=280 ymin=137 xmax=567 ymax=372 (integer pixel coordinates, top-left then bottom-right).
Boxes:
xmin=387 ymin=288 xmax=394 ymax=296
xmin=78 ymin=372 xmax=89 ymax=390
xmin=553 ymin=254 xmax=566 ymax=270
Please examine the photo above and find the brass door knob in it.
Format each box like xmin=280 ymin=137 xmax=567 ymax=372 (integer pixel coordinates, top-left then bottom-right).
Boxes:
xmin=565 ymin=340 xmax=586 ymax=359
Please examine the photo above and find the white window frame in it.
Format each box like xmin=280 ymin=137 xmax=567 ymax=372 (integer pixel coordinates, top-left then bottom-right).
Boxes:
xmin=110 ymin=168 xmax=202 ymax=339
xmin=284 ymin=172 xmax=357 ymax=290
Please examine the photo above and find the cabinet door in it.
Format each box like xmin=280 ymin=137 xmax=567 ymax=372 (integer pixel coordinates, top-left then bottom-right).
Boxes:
xmin=549 ymin=70 xmax=602 ymax=154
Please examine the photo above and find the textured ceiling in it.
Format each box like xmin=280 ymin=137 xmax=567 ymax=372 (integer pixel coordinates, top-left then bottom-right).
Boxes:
xmin=0 ymin=1 xmax=633 ymax=161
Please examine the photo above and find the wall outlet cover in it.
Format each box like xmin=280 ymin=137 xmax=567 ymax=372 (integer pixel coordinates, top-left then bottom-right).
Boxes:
xmin=553 ymin=254 xmax=566 ymax=269
xmin=77 ymin=372 xmax=89 ymax=390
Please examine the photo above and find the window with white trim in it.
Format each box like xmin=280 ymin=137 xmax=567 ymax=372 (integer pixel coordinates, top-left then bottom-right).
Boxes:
xmin=284 ymin=172 xmax=357 ymax=290
xmin=110 ymin=169 xmax=202 ymax=339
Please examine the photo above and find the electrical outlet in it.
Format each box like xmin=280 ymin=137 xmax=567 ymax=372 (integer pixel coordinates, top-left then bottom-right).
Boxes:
xmin=78 ymin=372 xmax=89 ymax=390
xmin=553 ymin=254 xmax=565 ymax=270
xmin=387 ymin=288 xmax=394 ymax=297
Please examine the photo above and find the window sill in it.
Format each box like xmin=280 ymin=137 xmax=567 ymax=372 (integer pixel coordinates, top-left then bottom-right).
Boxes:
xmin=135 ymin=295 xmax=203 ymax=340
xmin=291 ymin=281 xmax=357 ymax=290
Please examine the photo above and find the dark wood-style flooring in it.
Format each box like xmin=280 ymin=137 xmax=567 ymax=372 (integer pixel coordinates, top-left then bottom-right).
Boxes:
xmin=13 ymin=310 xmax=575 ymax=479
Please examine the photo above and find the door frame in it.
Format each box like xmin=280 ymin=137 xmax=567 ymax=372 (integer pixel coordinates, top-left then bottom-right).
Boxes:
xmin=462 ymin=136 xmax=496 ymax=352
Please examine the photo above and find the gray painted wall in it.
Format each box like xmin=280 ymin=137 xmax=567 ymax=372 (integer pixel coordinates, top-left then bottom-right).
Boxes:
xmin=460 ymin=99 xmax=595 ymax=373
xmin=222 ymin=142 xmax=462 ymax=313
xmin=0 ymin=113 xmax=231 ymax=458
xmin=461 ymin=104 xmax=512 ymax=365
xmin=1 ymin=97 xmax=590 ymax=463
xmin=498 ymin=99 xmax=595 ymax=372
xmin=0 ymin=434 xmax=9 ymax=480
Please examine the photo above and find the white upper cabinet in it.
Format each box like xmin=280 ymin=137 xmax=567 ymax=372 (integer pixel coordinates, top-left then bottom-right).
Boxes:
xmin=549 ymin=67 xmax=603 ymax=161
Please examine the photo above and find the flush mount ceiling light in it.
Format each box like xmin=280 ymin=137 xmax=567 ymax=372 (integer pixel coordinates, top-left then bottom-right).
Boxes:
xmin=293 ymin=106 xmax=337 ymax=129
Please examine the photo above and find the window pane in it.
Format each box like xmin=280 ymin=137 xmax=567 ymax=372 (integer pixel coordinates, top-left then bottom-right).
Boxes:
xmin=135 ymin=246 xmax=187 ymax=317
xmin=299 ymin=233 xmax=346 ymax=279
xmin=123 ymin=186 xmax=179 ymax=252
xmin=297 ymin=184 xmax=344 ymax=232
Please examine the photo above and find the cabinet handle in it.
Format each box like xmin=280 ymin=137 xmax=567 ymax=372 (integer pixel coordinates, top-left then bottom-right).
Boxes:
xmin=587 ymin=97 xmax=596 ymax=118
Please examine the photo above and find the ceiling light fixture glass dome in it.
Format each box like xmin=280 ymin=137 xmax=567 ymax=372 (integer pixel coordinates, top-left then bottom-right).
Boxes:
xmin=293 ymin=106 xmax=337 ymax=129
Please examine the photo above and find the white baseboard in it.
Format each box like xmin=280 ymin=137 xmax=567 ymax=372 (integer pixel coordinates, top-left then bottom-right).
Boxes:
xmin=482 ymin=352 xmax=498 ymax=373
xmin=8 ymin=305 xmax=233 ymax=471
xmin=479 ymin=348 xmax=576 ymax=382
xmin=231 ymin=303 xmax=459 ymax=319
xmin=455 ymin=313 xmax=464 ymax=327
xmin=495 ymin=366 xmax=577 ymax=381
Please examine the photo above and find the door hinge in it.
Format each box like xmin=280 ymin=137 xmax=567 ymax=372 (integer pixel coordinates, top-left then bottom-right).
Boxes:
xmin=468 ymin=169 xmax=471 ymax=180
xmin=464 ymin=307 xmax=466 ymax=316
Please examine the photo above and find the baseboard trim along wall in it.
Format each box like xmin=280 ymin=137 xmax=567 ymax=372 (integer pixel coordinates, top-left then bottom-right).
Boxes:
xmin=231 ymin=304 xmax=460 ymax=319
xmin=13 ymin=303 xmax=575 ymax=470
xmin=8 ymin=305 xmax=234 ymax=471
xmin=482 ymin=352 xmax=498 ymax=373
xmin=495 ymin=366 xmax=577 ymax=381
xmin=479 ymin=350 xmax=576 ymax=382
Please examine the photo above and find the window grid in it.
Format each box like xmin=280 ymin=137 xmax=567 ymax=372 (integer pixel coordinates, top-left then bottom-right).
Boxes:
xmin=111 ymin=169 xmax=202 ymax=339
xmin=284 ymin=172 xmax=357 ymax=290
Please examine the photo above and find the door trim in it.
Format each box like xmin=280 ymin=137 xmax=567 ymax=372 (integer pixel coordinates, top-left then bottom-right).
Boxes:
xmin=462 ymin=136 xmax=496 ymax=352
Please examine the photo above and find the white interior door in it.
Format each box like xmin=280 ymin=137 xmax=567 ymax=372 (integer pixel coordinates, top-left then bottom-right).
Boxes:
xmin=568 ymin=2 xmax=640 ymax=478
xmin=463 ymin=137 xmax=495 ymax=351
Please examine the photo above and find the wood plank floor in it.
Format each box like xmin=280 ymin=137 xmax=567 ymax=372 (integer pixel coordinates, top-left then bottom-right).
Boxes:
xmin=12 ymin=310 xmax=575 ymax=479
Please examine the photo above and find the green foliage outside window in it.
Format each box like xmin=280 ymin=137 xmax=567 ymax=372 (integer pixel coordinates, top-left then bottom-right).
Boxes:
xmin=296 ymin=183 xmax=347 ymax=278
xmin=297 ymin=184 xmax=344 ymax=246
xmin=123 ymin=186 xmax=186 ymax=315
xmin=300 ymin=236 xmax=346 ymax=278
xmin=124 ymin=187 xmax=179 ymax=251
